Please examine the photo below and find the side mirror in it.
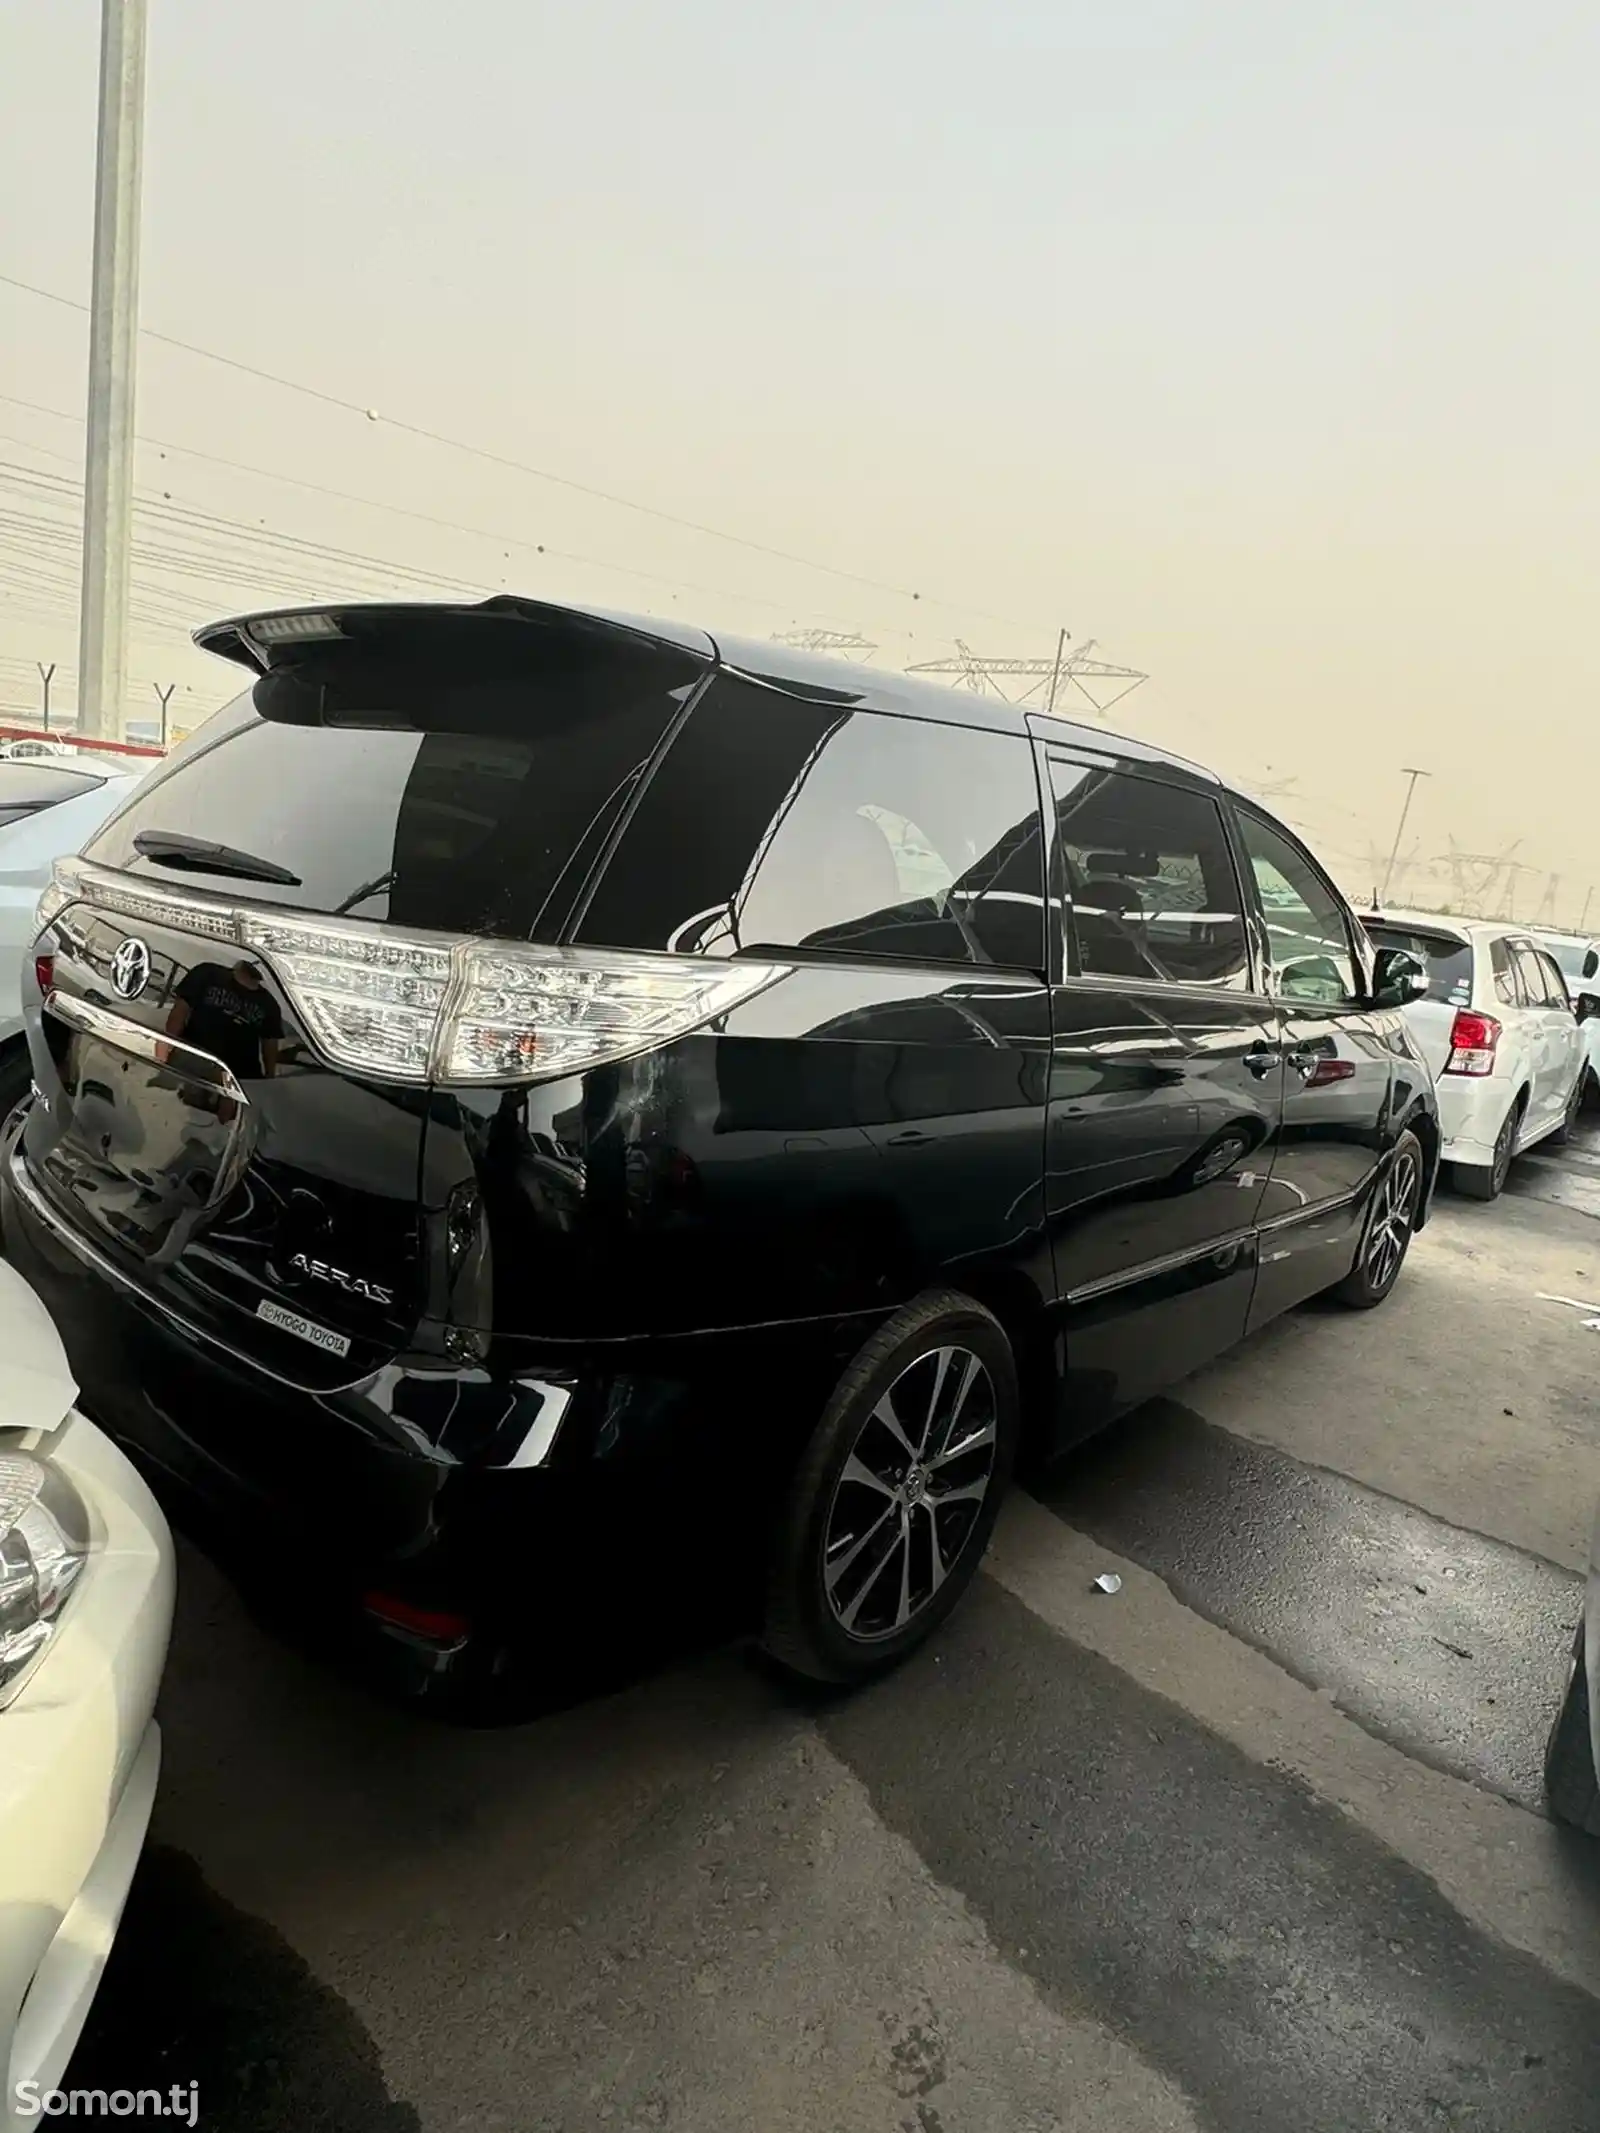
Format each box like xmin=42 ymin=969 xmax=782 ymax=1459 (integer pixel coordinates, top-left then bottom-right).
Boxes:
xmin=1371 ymin=946 xmax=1429 ymax=1009
xmin=1578 ymin=993 xmax=1600 ymax=1023
xmin=1584 ymin=949 xmax=1598 ymax=980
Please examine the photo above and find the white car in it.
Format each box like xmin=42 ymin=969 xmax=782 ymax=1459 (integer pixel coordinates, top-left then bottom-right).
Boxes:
xmin=1529 ymin=928 xmax=1600 ymax=1105
xmin=1360 ymin=909 xmax=1586 ymax=1200
xmin=0 ymin=1259 xmax=172 ymax=2122
xmin=0 ymin=762 xmax=144 ymax=1118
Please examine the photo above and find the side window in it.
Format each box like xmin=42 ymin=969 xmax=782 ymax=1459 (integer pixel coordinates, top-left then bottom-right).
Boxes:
xmin=1491 ymin=937 xmax=1524 ymax=1007
xmin=1235 ymin=812 xmax=1360 ymax=1006
xmin=1512 ymin=943 xmax=1563 ymax=1010
xmin=1536 ymin=950 xmax=1574 ymax=1008
xmin=1044 ymin=757 xmax=1250 ymax=987
xmin=577 ymin=679 xmax=1047 ymax=970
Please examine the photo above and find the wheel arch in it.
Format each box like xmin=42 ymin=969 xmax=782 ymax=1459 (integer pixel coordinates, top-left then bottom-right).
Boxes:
xmin=937 ymin=1265 xmax=1059 ymax=1471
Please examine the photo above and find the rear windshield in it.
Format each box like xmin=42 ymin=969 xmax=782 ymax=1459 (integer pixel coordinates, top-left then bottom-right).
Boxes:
xmin=1365 ymin=922 xmax=1473 ymax=1004
xmin=82 ymin=618 xmax=706 ymax=938
xmin=0 ymin=763 xmax=105 ymax=825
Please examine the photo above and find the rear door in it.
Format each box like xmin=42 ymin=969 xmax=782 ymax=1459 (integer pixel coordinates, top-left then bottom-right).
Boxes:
xmin=1231 ymin=806 xmax=1395 ymax=1325
xmin=1509 ymin=941 xmax=1565 ymax=1128
xmin=1525 ymin=945 xmax=1583 ymax=1122
xmin=1036 ymin=749 xmax=1281 ymax=1433
xmin=18 ymin=610 xmax=711 ymax=1401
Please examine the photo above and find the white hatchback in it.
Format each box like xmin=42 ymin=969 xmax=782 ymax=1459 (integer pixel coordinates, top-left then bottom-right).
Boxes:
xmin=1360 ymin=910 xmax=1586 ymax=1200
xmin=0 ymin=1261 xmax=173 ymax=2124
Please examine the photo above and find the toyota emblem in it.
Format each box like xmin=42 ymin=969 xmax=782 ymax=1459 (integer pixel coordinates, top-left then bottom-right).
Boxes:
xmin=110 ymin=936 xmax=152 ymax=1001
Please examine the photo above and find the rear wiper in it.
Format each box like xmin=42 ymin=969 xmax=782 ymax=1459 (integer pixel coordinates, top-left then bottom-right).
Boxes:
xmin=132 ymin=829 xmax=302 ymax=887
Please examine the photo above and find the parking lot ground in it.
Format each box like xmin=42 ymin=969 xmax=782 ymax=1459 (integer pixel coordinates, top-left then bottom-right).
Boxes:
xmin=71 ymin=1128 xmax=1600 ymax=2132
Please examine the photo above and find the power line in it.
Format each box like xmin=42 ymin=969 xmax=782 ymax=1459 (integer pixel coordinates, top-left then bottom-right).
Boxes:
xmin=0 ymin=393 xmax=919 ymax=639
xmin=0 ymin=267 xmax=1033 ymax=629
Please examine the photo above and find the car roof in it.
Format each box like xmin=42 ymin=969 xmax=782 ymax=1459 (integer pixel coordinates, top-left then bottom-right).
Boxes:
xmin=193 ymin=596 xmax=1217 ymax=787
xmin=1362 ymin=907 xmax=1571 ymax=950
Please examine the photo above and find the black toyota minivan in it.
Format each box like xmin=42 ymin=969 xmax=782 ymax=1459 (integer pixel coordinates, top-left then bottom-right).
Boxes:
xmin=0 ymin=598 xmax=1438 ymax=1697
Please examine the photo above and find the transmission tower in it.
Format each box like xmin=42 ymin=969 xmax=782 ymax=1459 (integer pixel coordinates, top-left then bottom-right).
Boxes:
xmin=1435 ymin=837 xmax=1527 ymax=919
xmin=771 ymin=629 xmax=878 ymax=659
xmin=906 ymin=637 xmax=1148 ymax=718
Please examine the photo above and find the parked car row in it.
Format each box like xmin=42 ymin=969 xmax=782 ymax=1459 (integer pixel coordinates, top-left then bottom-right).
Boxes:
xmin=1357 ymin=908 xmax=1593 ymax=1201
xmin=0 ymin=592 xmax=1595 ymax=2089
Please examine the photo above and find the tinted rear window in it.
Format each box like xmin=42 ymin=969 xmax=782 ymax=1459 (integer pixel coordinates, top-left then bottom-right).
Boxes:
xmin=576 ymin=678 xmax=1047 ymax=970
xmin=83 ymin=621 xmax=705 ymax=938
xmin=1365 ymin=923 xmax=1473 ymax=1004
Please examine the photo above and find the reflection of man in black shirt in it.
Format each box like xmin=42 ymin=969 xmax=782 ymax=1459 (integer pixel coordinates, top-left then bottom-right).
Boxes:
xmin=165 ymin=961 xmax=283 ymax=1079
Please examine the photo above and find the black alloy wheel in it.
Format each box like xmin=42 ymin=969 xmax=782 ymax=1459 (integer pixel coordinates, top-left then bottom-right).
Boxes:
xmin=1331 ymin=1129 xmax=1424 ymax=1309
xmin=1452 ymin=1098 xmax=1521 ymax=1202
xmin=1549 ymin=1071 xmax=1585 ymax=1149
xmin=762 ymin=1291 xmax=1020 ymax=1684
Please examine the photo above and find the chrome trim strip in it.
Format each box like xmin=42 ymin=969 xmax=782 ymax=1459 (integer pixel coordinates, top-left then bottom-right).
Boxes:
xmin=44 ymin=990 xmax=251 ymax=1106
xmin=1066 ymin=1227 xmax=1253 ymax=1307
xmin=1256 ymin=1184 xmax=1365 ymax=1235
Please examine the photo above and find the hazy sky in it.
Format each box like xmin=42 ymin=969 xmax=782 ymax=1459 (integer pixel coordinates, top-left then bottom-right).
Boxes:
xmin=2 ymin=0 xmax=1597 ymax=915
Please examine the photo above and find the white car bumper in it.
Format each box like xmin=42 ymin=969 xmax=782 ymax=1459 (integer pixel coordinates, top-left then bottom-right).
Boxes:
xmin=0 ymin=1411 xmax=173 ymax=2125
xmin=1433 ymin=1074 xmax=1514 ymax=1169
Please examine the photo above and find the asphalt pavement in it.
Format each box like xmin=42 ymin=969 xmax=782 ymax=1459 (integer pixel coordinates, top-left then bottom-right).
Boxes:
xmin=69 ymin=1127 xmax=1600 ymax=2132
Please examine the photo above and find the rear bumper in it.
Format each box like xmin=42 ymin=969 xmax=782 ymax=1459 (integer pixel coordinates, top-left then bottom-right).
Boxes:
xmin=0 ymin=1414 xmax=172 ymax=2117
xmin=1434 ymin=1075 xmax=1515 ymax=1168
xmin=0 ymin=1129 xmax=851 ymax=1694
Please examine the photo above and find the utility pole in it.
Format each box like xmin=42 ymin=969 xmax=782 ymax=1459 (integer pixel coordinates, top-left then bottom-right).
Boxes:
xmin=1379 ymin=767 xmax=1429 ymax=903
xmin=153 ymin=680 xmax=175 ymax=747
xmin=1044 ymin=627 xmax=1069 ymax=714
xmin=77 ymin=0 xmax=149 ymax=741
xmin=36 ymin=663 xmax=56 ymax=733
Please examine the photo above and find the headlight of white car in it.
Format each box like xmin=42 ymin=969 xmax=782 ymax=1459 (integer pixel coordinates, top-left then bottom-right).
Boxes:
xmin=0 ymin=1454 xmax=87 ymax=1705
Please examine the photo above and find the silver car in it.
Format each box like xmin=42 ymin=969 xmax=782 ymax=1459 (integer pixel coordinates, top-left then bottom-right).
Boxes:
xmin=1546 ymin=1511 xmax=1600 ymax=1833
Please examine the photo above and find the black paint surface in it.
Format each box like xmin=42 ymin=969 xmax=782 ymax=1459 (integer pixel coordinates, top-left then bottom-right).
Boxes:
xmin=1034 ymin=1399 xmax=1583 ymax=1811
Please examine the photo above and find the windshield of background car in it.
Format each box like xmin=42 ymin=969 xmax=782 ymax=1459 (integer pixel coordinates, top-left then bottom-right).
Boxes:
xmin=0 ymin=763 xmax=106 ymax=828
xmin=1365 ymin=923 xmax=1473 ymax=1005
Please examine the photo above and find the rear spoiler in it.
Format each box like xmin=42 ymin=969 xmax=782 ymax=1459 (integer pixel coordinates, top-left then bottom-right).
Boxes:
xmin=194 ymin=597 xmax=717 ymax=672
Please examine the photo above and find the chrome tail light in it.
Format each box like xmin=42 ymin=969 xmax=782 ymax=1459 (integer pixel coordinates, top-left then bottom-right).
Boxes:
xmin=42 ymin=859 xmax=788 ymax=1087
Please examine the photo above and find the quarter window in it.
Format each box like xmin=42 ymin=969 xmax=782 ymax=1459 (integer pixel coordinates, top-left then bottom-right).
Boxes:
xmin=1491 ymin=937 xmax=1524 ymax=1008
xmin=1236 ymin=813 xmax=1359 ymax=1005
xmin=1043 ymin=758 xmax=1250 ymax=987
xmin=578 ymin=680 xmax=1047 ymax=970
xmin=1512 ymin=943 xmax=1566 ymax=1010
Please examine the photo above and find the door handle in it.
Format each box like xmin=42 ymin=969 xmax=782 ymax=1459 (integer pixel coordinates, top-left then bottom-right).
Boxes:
xmin=1286 ymin=1047 xmax=1323 ymax=1081
xmin=1243 ymin=1047 xmax=1280 ymax=1079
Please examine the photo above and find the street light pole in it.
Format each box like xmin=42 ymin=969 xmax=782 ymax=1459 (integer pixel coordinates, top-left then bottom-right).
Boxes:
xmin=37 ymin=663 xmax=56 ymax=734
xmin=77 ymin=0 xmax=148 ymax=742
xmin=153 ymin=680 xmax=175 ymax=748
xmin=1379 ymin=767 xmax=1429 ymax=904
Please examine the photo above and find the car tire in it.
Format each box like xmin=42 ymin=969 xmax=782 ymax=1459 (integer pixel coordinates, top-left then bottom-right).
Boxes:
xmin=1545 ymin=1626 xmax=1600 ymax=1836
xmin=1547 ymin=1072 xmax=1585 ymax=1149
xmin=1450 ymin=1095 xmax=1522 ymax=1201
xmin=761 ymin=1290 xmax=1020 ymax=1685
xmin=1329 ymin=1129 xmax=1424 ymax=1309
